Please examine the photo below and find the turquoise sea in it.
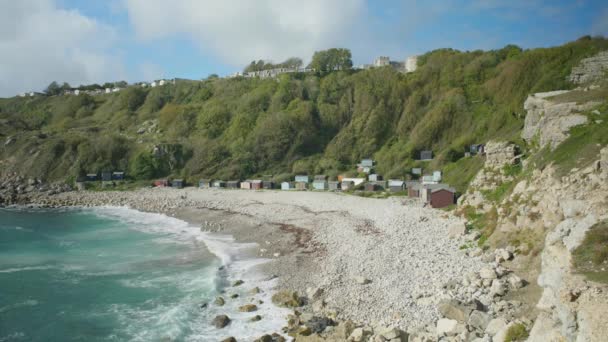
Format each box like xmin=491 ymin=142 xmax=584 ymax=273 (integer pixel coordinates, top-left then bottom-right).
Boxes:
xmin=0 ymin=207 xmax=287 ymax=342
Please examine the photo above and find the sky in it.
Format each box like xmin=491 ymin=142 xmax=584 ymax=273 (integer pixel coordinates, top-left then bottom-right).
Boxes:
xmin=1 ymin=0 xmax=607 ymax=97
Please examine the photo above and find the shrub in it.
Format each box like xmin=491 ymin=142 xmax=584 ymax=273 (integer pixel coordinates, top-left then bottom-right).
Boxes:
xmin=504 ymin=323 xmax=528 ymax=342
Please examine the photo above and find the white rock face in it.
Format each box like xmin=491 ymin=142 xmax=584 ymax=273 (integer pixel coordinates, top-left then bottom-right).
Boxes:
xmin=522 ymin=91 xmax=597 ymax=150
xmin=569 ymin=50 xmax=608 ymax=84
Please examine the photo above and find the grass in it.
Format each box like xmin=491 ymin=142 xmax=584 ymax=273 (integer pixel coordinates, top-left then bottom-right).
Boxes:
xmin=481 ymin=181 xmax=514 ymax=203
xmin=547 ymin=86 xmax=608 ymax=104
xmin=507 ymin=228 xmax=546 ymax=256
xmin=461 ymin=205 xmax=498 ymax=247
xmin=572 ymin=220 xmax=608 ymax=284
xmin=442 ymin=156 xmax=485 ymax=194
xmin=504 ymin=323 xmax=529 ymax=342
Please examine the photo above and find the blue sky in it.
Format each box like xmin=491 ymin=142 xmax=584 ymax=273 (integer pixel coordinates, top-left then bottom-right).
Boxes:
xmin=1 ymin=0 xmax=607 ymax=96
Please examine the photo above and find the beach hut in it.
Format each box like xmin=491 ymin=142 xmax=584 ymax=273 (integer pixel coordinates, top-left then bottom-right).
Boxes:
xmin=172 ymin=179 xmax=184 ymax=189
xmin=241 ymin=180 xmax=252 ymax=190
xmin=112 ymin=172 xmax=125 ymax=181
xmin=199 ymin=179 xmax=212 ymax=189
xmin=295 ymin=181 xmax=308 ymax=190
xmin=420 ymin=184 xmax=455 ymax=208
xmin=341 ymin=180 xmax=355 ymax=191
xmin=433 ymin=171 xmax=442 ymax=182
xmin=470 ymin=144 xmax=485 ymax=155
xmin=408 ymin=182 xmax=421 ymax=198
xmin=388 ymin=180 xmax=405 ymax=192
xmin=154 ymin=179 xmax=169 ymax=187
xmin=328 ymin=181 xmax=341 ymax=191
xmin=227 ymin=180 xmax=240 ymax=189
xmin=361 ymin=159 xmax=374 ymax=167
xmin=341 ymin=178 xmax=365 ymax=186
xmin=262 ymin=181 xmax=274 ymax=189
xmin=251 ymin=180 xmax=263 ymax=190
xmin=281 ymin=182 xmax=295 ymax=190
xmin=86 ymin=173 xmax=98 ymax=181
xmin=213 ymin=180 xmax=226 ymax=188
xmin=420 ymin=150 xmax=433 ymax=161
xmin=365 ymin=183 xmax=380 ymax=191
xmin=422 ymin=175 xmax=437 ymax=184
xmin=101 ymin=171 xmax=112 ymax=182
xmin=312 ymin=175 xmax=328 ymax=190
xmin=411 ymin=168 xmax=422 ymax=176
xmin=368 ymin=174 xmax=383 ymax=182
xmin=295 ymin=175 xmax=310 ymax=183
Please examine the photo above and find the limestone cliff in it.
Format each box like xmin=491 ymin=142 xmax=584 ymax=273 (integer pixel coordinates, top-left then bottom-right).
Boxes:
xmin=568 ymin=50 xmax=608 ymax=84
xmin=459 ymin=75 xmax=608 ymax=340
xmin=522 ymin=91 xmax=598 ymax=150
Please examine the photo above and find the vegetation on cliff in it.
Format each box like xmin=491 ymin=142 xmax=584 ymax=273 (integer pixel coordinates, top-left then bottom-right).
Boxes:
xmin=1 ymin=37 xmax=607 ymax=185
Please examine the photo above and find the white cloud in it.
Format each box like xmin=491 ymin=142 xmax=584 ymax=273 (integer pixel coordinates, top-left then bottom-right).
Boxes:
xmin=124 ymin=0 xmax=365 ymax=66
xmin=0 ymin=0 xmax=125 ymax=97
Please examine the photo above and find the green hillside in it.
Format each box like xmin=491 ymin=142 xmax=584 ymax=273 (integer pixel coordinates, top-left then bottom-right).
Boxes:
xmin=1 ymin=36 xmax=607 ymax=188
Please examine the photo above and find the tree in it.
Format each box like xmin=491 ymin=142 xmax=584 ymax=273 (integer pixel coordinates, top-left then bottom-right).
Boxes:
xmin=309 ymin=48 xmax=352 ymax=74
xmin=45 ymin=81 xmax=61 ymax=95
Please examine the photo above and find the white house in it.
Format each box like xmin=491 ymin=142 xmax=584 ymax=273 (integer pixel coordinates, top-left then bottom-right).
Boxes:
xmin=74 ymin=89 xmax=80 ymax=95
xmin=150 ymin=81 xmax=157 ymax=87
xmin=159 ymin=80 xmax=166 ymax=86
xmin=112 ymin=88 xmax=120 ymax=93
xmin=105 ymin=88 xmax=111 ymax=94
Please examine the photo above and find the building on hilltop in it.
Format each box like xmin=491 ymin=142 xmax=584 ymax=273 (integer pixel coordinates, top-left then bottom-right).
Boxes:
xmin=374 ymin=56 xmax=391 ymax=67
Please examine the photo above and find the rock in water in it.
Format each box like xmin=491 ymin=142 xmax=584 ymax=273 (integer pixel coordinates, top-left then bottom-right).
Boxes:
xmin=250 ymin=315 xmax=262 ymax=322
xmin=212 ymin=314 xmax=231 ymax=329
xmin=232 ymin=280 xmax=244 ymax=287
xmin=214 ymin=297 xmax=225 ymax=306
xmin=221 ymin=338 xmax=237 ymax=342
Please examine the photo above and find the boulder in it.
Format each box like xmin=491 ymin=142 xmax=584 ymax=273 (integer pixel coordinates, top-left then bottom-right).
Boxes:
xmin=250 ymin=315 xmax=262 ymax=322
xmin=436 ymin=318 xmax=459 ymax=336
xmin=437 ymin=299 xmax=478 ymax=322
xmin=335 ymin=320 xmax=356 ymax=340
xmin=232 ymin=280 xmax=244 ymax=287
xmin=214 ymin=297 xmax=225 ymax=306
xmin=271 ymin=290 xmax=303 ymax=308
xmin=379 ymin=327 xmax=406 ymax=340
xmin=348 ymin=328 xmax=367 ymax=342
xmin=508 ymin=274 xmax=524 ymax=289
xmin=479 ymin=267 xmax=497 ymax=279
xmin=239 ymin=304 xmax=258 ymax=312
xmin=490 ymin=279 xmax=506 ymax=297
xmin=448 ymin=222 xmax=467 ymax=238
xmin=468 ymin=310 xmax=491 ymax=331
xmin=485 ymin=318 xmax=507 ymax=336
xmin=305 ymin=316 xmax=335 ymax=334
xmin=221 ymin=337 xmax=237 ymax=342
xmin=212 ymin=314 xmax=231 ymax=329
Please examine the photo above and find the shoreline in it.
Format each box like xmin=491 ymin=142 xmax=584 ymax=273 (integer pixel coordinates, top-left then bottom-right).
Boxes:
xmin=4 ymin=187 xmax=490 ymax=339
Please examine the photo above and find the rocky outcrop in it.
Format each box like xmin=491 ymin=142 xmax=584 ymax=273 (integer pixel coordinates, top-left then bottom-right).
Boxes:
xmin=458 ymin=141 xmax=521 ymax=210
xmin=522 ymin=91 xmax=599 ymax=150
xmin=568 ymin=50 xmax=608 ymax=84
xmin=0 ymin=173 xmax=71 ymax=206
xmin=495 ymin=147 xmax=608 ymax=342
